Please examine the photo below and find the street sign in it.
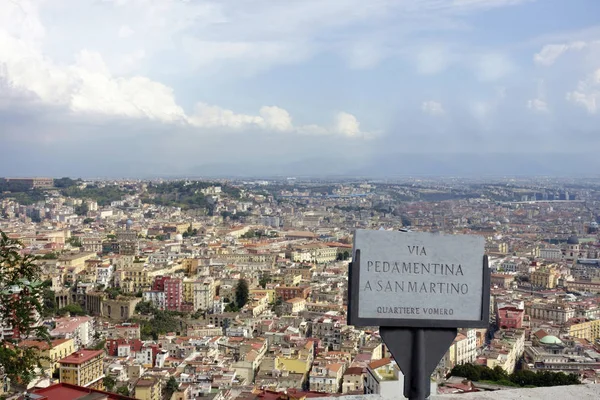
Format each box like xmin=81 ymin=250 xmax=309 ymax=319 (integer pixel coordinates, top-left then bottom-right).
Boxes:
xmin=347 ymin=229 xmax=491 ymax=400
xmin=348 ymin=229 xmax=490 ymax=329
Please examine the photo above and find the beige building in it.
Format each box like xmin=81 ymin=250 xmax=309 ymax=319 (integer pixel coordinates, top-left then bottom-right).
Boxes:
xmin=20 ymin=338 xmax=75 ymax=373
xmin=119 ymin=264 xmax=152 ymax=293
xmin=182 ymin=258 xmax=201 ymax=275
xmin=483 ymin=329 xmax=525 ymax=374
xmin=58 ymin=349 xmax=104 ymax=390
xmin=525 ymin=301 xmax=575 ymax=323
xmin=531 ymin=266 xmax=559 ymax=289
xmin=290 ymin=243 xmax=338 ymax=264
xmin=102 ymin=296 xmax=141 ymax=321
xmin=183 ymin=277 xmax=216 ymax=311
xmin=134 ymin=377 xmax=162 ymax=400
xmin=309 ymin=362 xmax=346 ymax=393
xmin=283 ymin=297 xmax=306 ymax=314
xmin=58 ymin=252 xmax=97 ymax=269
xmin=446 ymin=329 xmax=477 ymax=368
xmin=81 ymin=236 xmax=102 ymax=253
xmin=567 ymin=318 xmax=600 ymax=342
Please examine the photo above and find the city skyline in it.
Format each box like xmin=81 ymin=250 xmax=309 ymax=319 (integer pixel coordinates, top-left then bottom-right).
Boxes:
xmin=2 ymin=0 xmax=600 ymax=177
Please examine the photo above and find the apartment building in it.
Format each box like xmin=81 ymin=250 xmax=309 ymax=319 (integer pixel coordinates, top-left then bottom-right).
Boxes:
xmin=134 ymin=377 xmax=162 ymax=400
xmin=50 ymin=317 xmax=94 ymax=350
xmin=19 ymin=338 xmax=75 ymax=373
xmin=58 ymin=350 xmax=105 ymax=390
xmin=566 ymin=317 xmax=600 ymax=342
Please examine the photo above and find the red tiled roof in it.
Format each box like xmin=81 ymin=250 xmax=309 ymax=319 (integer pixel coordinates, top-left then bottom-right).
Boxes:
xmin=28 ymin=382 xmax=135 ymax=400
xmin=58 ymin=349 xmax=103 ymax=365
xmin=368 ymin=357 xmax=392 ymax=370
xmin=19 ymin=338 xmax=71 ymax=351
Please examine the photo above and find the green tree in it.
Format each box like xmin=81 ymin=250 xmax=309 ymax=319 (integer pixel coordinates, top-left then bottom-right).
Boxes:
xmin=57 ymin=303 xmax=86 ymax=316
xmin=83 ymin=217 xmax=95 ymax=224
xmin=90 ymin=339 xmax=106 ymax=351
xmin=103 ymin=375 xmax=116 ymax=392
xmin=135 ymin=301 xmax=155 ymax=315
xmin=41 ymin=252 xmax=59 ymax=259
xmin=224 ymin=303 xmax=240 ymax=312
xmin=235 ymin=279 xmax=249 ymax=308
xmin=42 ymin=288 xmax=57 ymax=317
xmin=0 ymin=231 xmax=50 ymax=384
xmin=67 ymin=236 xmax=82 ymax=247
xmin=165 ymin=376 xmax=179 ymax=397
xmin=116 ymin=386 xmax=130 ymax=396
xmin=74 ymin=203 xmax=89 ymax=216
xmin=259 ymin=274 xmax=271 ymax=289
xmin=53 ymin=177 xmax=79 ymax=188
xmin=105 ymin=287 xmax=122 ymax=300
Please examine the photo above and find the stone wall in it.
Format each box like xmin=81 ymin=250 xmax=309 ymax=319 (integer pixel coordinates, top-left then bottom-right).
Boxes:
xmin=313 ymin=384 xmax=600 ymax=399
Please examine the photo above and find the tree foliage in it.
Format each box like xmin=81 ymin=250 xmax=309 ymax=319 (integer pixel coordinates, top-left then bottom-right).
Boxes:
xmin=103 ymin=375 xmax=116 ymax=392
xmin=259 ymin=274 xmax=271 ymax=289
xmin=61 ymin=185 xmax=129 ymax=206
xmin=57 ymin=302 xmax=86 ymax=316
xmin=67 ymin=236 xmax=82 ymax=247
xmin=0 ymin=231 xmax=50 ymax=384
xmin=135 ymin=300 xmax=155 ymax=315
xmin=450 ymin=364 xmax=580 ymax=387
xmin=74 ymin=203 xmax=89 ymax=216
xmin=41 ymin=252 xmax=59 ymax=260
xmin=42 ymin=288 xmax=57 ymax=317
xmin=165 ymin=376 xmax=179 ymax=397
xmin=116 ymin=386 xmax=130 ymax=396
xmin=53 ymin=177 xmax=80 ymax=188
xmin=105 ymin=287 xmax=123 ymax=300
xmin=134 ymin=308 xmax=183 ymax=340
xmin=235 ymin=279 xmax=249 ymax=308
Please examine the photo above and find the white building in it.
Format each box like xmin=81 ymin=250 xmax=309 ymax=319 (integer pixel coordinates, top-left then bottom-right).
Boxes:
xmin=143 ymin=291 xmax=165 ymax=310
xmin=193 ymin=278 xmax=216 ymax=311
xmin=50 ymin=316 xmax=94 ymax=350
xmin=155 ymin=350 xmax=168 ymax=368
xmin=96 ymin=265 xmax=114 ymax=287
xmin=135 ymin=347 xmax=154 ymax=365
xmin=539 ymin=248 xmax=563 ymax=260
xmin=117 ymin=344 xmax=132 ymax=357
xmin=365 ymin=358 xmax=437 ymax=399
xmin=454 ymin=329 xmax=478 ymax=365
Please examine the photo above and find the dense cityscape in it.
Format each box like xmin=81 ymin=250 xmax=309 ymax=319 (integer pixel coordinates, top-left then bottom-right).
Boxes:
xmin=1 ymin=176 xmax=600 ymax=399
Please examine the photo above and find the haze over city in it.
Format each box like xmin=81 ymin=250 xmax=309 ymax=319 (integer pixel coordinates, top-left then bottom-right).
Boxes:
xmin=2 ymin=0 xmax=600 ymax=177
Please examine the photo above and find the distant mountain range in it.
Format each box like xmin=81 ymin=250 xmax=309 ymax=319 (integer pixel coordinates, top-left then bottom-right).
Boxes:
xmin=185 ymin=153 xmax=600 ymax=179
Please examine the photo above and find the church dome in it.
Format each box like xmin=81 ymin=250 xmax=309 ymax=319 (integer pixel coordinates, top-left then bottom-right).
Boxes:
xmin=539 ymin=335 xmax=562 ymax=345
xmin=566 ymin=236 xmax=579 ymax=245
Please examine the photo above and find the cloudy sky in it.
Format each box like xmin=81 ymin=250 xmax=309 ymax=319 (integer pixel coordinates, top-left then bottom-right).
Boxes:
xmin=2 ymin=0 xmax=600 ymax=177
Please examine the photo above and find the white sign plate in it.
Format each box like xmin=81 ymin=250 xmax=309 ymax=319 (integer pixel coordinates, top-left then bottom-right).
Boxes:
xmin=351 ymin=229 xmax=486 ymax=325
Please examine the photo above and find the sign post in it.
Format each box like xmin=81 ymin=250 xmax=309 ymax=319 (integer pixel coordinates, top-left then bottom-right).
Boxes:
xmin=348 ymin=230 xmax=490 ymax=400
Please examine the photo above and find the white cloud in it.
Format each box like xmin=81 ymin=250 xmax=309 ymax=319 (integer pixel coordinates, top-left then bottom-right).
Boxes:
xmin=415 ymin=46 xmax=454 ymax=75
xmin=527 ymin=98 xmax=549 ymax=113
xmin=474 ymin=53 xmax=515 ymax=81
xmin=0 ymin=0 xmax=366 ymax=138
xmin=421 ymin=100 xmax=446 ymax=116
xmin=334 ymin=112 xmax=361 ymax=137
xmin=534 ymin=41 xmax=588 ymax=66
xmin=118 ymin=25 xmax=135 ymax=38
xmin=344 ymin=40 xmax=385 ymax=70
xmin=259 ymin=106 xmax=294 ymax=132
xmin=566 ymin=68 xmax=600 ymax=114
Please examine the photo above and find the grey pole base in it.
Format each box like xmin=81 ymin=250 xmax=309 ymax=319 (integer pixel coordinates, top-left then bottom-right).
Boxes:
xmin=380 ymin=327 xmax=457 ymax=400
